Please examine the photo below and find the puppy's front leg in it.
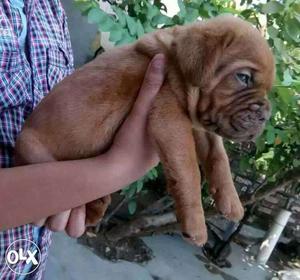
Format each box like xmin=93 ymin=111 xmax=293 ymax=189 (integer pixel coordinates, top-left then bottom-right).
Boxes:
xmin=193 ymin=130 xmax=244 ymax=221
xmin=149 ymin=85 xmax=207 ymax=245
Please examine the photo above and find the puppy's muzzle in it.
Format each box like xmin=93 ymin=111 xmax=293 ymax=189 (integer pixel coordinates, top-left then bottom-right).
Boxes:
xmin=229 ymin=101 xmax=271 ymax=141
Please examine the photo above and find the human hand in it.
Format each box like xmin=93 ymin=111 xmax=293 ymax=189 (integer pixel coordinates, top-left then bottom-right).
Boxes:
xmin=33 ymin=206 xmax=86 ymax=238
xmin=105 ymin=53 xmax=165 ymax=179
xmin=34 ymin=54 xmax=166 ymax=237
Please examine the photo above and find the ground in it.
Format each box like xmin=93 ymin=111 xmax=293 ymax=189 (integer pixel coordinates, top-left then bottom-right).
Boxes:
xmin=44 ymin=232 xmax=273 ymax=280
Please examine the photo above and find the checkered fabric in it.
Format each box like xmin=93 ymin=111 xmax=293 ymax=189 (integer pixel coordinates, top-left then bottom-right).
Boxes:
xmin=0 ymin=0 xmax=74 ymax=279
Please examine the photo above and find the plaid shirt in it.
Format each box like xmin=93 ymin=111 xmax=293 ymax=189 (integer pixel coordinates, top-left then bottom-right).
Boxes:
xmin=0 ymin=0 xmax=74 ymax=279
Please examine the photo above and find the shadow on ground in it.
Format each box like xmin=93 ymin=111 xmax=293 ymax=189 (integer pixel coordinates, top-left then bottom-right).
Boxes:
xmin=45 ymin=233 xmax=272 ymax=280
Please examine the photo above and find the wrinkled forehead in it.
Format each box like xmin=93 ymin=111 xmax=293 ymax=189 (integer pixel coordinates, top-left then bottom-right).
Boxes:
xmin=216 ymin=37 xmax=275 ymax=91
xmin=206 ymin=17 xmax=275 ymax=87
xmin=228 ymin=36 xmax=275 ymax=89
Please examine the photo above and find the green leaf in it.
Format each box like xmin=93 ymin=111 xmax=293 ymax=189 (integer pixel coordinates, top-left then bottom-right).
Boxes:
xmin=184 ymin=7 xmax=199 ymax=23
xmin=74 ymin=0 xmax=96 ymax=15
xmin=126 ymin=183 xmax=136 ymax=198
xmin=108 ymin=25 xmax=123 ymax=43
xmin=293 ymin=159 xmax=300 ymax=167
xmin=146 ymin=3 xmax=160 ymax=20
xmin=261 ymin=1 xmax=284 ymax=14
xmin=295 ymin=13 xmax=300 ymax=24
xmin=98 ymin=20 xmax=116 ymax=32
xmin=262 ymin=149 xmax=275 ymax=160
xmin=128 ymin=200 xmax=137 ymax=215
xmin=282 ymin=69 xmax=293 ymax=86
xmin=136 ymin=20 xmax=145 ymax=38
xmin=277 ymin=87 xmax=294 ymax=106
xmin=256 ymin=134 xmax=266 ymax=153
xmin=241 ymin=9 xmax=253 ymax=19
xmin=268 ymin=175 xmax=277 ymax=182
xmin=202 ymin=3 xmax=217 ymax=18
xmin=88 ymin=8 xmax=115 ymax=32
xmin=152 ymin=168 xmax=158 ymax=178
xmin=136 ymin=180 xmax=144 ymax=193
xmin=126 ymin=15 xmax=137 ymax=36
xmin=239 ymin=157 xmax=251 ymax=172
xmin=266 ymin=128 xmax=275 ymax=145
xmin=147 ymin=168 xmax=159 ymax=180
xmin=273 ymin=38 xmax=284 ymax=52
xmin=112 ymin=6 xmax=127 ymax=28
xmin=276 ymin=130 xmax=289 ymax=144
xmin=152 ymin=14 xmax=173 ymax=26
xmin=143 ymin=21 xmax=155 ymax=33
xmin=267 ymin=26 xmax=279 ymax=39
xmin=147 ymin=170 xmax=154 ymax=180
xmin=219 ymin=7 xmax=240 ymax=15
xmin=285 ymin=17 xmax=300 ymax=42
xmin=87 ymin=8 xmax=102 ymax=24
xmin=289 ymin=48 xmax=300 ymax=60
xmin=115 ymin=30 xmax=135 ymax=46
xmin=177 ymin=0 xmax=187 ymax=18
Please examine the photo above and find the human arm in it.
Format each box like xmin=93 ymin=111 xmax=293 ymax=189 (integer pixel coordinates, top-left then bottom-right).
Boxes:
xmin=0 ymin=54 xmax=165 ymax=231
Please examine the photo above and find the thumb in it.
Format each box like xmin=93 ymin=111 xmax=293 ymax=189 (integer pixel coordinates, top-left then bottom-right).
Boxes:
xmin=131 ymin=54 xmax=166 ymax=118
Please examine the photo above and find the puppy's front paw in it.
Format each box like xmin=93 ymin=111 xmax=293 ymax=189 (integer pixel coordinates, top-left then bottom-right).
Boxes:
xmin=182 ymin=229 xmax=207 ymax=247
xmin=180 ymin=208 xmax=208 ymax=246
xmin=213 ymin=185 xmax=244 ymax=221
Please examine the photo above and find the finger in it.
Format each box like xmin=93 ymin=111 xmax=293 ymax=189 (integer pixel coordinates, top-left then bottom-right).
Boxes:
xmin=46 ymin=210 xmax=71 ymax=232
xmin=132 ymin=53 xmax=166 ymax=117
xmin=65 ymin=205 xmax=86 ymax=238
xmin=32 ymin=218 xmax=47 ymax=227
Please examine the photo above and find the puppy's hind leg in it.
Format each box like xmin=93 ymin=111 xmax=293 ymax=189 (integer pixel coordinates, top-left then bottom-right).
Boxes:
xmin=15 ymin=129 xmax=111 ymax=228
xmin=193 ymin=130 xmax=244 ymax=221
xmin=85 ymin=195 xmax=111 ymax=226
xmin=14 ymin=129 xmax=56 ymax=166
xmin=14 ymin=130 xmax=72 ymax=228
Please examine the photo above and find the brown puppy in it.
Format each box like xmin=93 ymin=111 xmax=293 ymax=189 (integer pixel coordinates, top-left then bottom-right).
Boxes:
xmin=14 ymin=15 xmax=274 ymax=245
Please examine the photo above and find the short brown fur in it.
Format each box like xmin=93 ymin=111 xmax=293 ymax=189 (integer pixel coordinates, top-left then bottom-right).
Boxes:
xmin=15 ymin=15 xmax=275 ymax=245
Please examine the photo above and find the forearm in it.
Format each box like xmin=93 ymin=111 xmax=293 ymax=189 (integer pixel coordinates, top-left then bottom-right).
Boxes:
xmin=0 ymin=153 xmax=133 ymax=230
xmin=0 ymin=54 xmax=164 ymax=232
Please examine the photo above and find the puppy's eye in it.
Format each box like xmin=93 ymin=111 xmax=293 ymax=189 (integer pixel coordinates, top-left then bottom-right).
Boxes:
xmin=236 ymin=71 xmax=252 ymax=87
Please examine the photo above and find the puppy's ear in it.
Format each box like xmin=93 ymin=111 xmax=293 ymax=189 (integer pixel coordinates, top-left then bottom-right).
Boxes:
xmin=174 ymin=25 xmax=235 ymax=88
xmin=136 ymin=28 xmax=176 ymax=57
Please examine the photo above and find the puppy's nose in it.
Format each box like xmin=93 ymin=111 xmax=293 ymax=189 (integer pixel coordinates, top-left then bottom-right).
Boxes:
xmin=249 ymin=100 xmax=267 ymax=111
xmin=249 ymin=103 xmax=261 ymax=111
xmin=249 ymin=100 xmax=271 ymax=121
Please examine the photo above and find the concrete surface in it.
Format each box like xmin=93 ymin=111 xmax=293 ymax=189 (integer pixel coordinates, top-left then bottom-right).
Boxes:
xmin=44 ymin=233 xmax=272 ymax=280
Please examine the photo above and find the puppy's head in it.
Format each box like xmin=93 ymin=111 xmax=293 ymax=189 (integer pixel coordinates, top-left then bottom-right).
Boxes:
xmin=174 ymin=15 xmax=275 ymax=141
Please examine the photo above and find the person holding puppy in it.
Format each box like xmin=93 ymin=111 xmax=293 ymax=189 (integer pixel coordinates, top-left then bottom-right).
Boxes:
xmin=0 ymin=0 xmax=165 ymax=278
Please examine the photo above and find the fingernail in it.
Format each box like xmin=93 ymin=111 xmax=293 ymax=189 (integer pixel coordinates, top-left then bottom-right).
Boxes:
xmin=152 ymin=54 xmax=165 ymax=72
